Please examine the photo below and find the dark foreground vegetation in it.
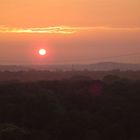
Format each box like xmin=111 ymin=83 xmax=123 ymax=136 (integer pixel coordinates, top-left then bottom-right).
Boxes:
xmin=0 ymin=75 xmax=140 ymax=140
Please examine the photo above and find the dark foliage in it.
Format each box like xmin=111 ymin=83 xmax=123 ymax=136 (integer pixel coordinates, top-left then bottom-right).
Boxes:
xmin=0 ymin=76 xmax=140 ymax=140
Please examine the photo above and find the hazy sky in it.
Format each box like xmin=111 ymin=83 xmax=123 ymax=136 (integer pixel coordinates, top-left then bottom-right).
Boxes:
xmin=0 ymin=0 xmax=140 ymax=64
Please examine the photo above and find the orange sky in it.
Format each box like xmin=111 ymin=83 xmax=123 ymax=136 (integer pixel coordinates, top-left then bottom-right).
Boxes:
xmin=0 ymin=0 xmax=140 ymax=64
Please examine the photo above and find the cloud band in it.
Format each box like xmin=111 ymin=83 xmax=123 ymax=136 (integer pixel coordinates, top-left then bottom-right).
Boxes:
xmin=0 ymin=25 xmax=140 ymax=34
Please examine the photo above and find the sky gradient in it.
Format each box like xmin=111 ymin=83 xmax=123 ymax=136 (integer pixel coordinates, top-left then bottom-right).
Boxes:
xmin=0 ymin=0 xmax=140 ymax=64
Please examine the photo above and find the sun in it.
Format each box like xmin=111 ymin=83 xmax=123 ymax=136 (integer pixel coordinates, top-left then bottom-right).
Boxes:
xmin=39 ymin=49 xmax=47 ymax=56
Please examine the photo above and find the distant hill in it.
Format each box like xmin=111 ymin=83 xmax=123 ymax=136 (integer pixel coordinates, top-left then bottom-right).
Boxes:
xmin=0 ymin=62 xmax=140 ymax=71
xmin=88 ymin=62 xmax=140 ymax=71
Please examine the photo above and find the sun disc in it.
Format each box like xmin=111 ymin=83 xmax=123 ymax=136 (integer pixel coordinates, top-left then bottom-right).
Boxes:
xmin=39 ymin=49 xmax=46 ymax=56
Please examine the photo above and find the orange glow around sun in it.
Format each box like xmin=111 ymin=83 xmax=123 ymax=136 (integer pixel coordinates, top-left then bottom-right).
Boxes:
xmin=39 ymin=49 xmax=47 ymax=56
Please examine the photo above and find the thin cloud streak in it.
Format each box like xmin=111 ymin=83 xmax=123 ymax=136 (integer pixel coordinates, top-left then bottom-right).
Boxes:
xmin=0 ymin=25 xmax=140 ymax=34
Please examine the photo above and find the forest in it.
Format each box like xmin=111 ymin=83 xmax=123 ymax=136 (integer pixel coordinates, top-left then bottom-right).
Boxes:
xmin=0 ymin=73 xmax=140 ymax=140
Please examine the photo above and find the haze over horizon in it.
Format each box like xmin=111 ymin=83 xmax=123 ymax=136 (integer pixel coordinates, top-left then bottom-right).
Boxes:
xmin=0 ymin=0 xmax=140 ymax=65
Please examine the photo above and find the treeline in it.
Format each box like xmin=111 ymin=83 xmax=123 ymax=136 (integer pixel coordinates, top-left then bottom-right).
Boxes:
xmin=0 ymin=77 xmax=140 ymax=139
xmin=0 ymin=70 xmax=140 ymax=82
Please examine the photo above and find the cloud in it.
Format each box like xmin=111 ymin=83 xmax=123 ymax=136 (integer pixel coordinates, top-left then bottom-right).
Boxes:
xmin=0 ymin=25 xmax=140 ymax=34
xmin=0 ymin=26 xmax=77 ymax=34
